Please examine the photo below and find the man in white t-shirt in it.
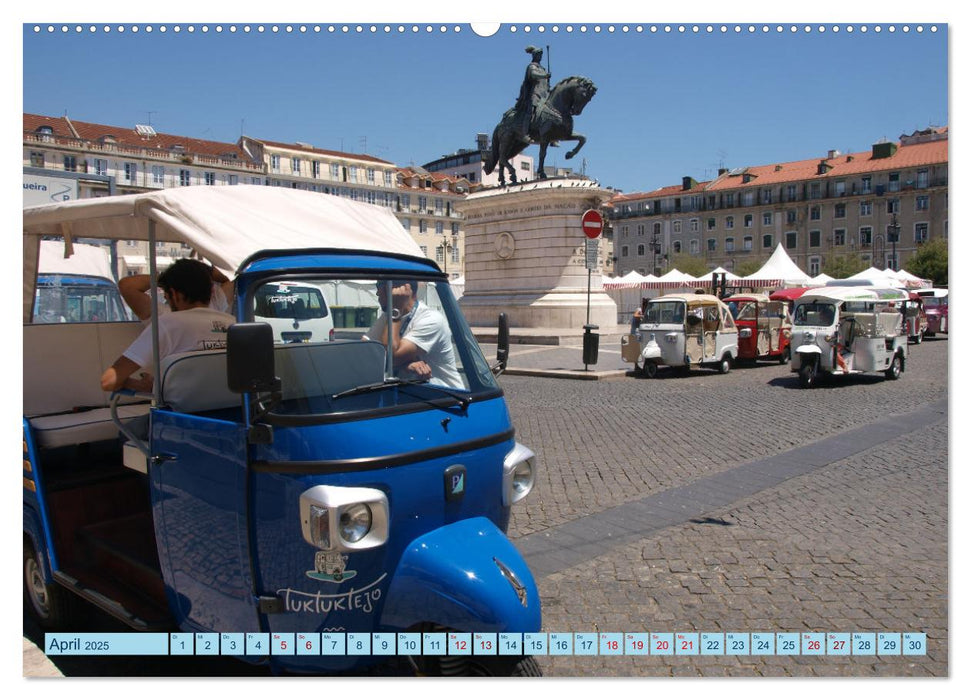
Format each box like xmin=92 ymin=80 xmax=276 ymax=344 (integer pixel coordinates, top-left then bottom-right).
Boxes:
xmin=364 ymin=280 xmax=462 ymax=389
xmin=101 ymin=258 xmax=235 ymax=393
xmin=119 ymin=263 xmax=233 ymax=321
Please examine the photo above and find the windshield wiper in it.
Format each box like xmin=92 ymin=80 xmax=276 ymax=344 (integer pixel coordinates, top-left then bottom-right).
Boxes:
xmin=332 ymin=377 xmax=471 ymax=410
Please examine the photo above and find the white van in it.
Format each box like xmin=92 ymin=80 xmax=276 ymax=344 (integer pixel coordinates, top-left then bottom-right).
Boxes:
xmin=254 ymin=280 xmax=334 ymax=343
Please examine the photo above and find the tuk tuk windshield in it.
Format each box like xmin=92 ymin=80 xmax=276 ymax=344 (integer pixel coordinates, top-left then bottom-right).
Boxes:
xmin=793 ymin=302 xmax=836 ymax=327
xmin=246 ymin=277 xmax=499 ymax=417
xmin=33 ymin=275 xmax=134 ymax=324
xmin=922 ymin=296 xmax=946 ymax=309
xmin=643 ymin=300 xmax=685 ymax=325
xmin=735 ymin=302 xmax=758 ymax=321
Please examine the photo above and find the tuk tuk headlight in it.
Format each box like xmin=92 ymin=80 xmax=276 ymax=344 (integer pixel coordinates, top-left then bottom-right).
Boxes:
xmin=739 ymin=328 xmax=752 ymax=338
xmin=339 ymin=503 xmax=372 ymax=543
xmin=503 ymin=442 xmax=536 ymax=506
xmin=300 ymin=486 xmax=389 ymax=551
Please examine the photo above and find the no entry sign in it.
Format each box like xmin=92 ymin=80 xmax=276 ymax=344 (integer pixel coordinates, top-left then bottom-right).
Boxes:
xmin=581 ymin=209 xmax=604 ymax=239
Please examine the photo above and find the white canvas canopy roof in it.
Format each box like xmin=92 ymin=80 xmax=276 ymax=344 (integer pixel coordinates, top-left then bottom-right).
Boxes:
xmin=656 ymin=268 xmax=696 ymax=283
xmin=38 ymin=240 xmax=115 ymax=280
xmin=810 ymin=273 xmax=834 ymax=285
xmin=741 ymin=244 xmax=811 ymax=286
xmin=848 ymin=267 xmax=905 ymax=288
xmin=23 ymin=186 xmax=424 ymax=322
xmin=709 ymin=266 xmax=740 ymax=280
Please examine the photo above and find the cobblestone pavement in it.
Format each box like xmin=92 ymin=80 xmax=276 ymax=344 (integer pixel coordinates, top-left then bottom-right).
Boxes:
xmin=498 ymin=338 xmax=948 ymax=676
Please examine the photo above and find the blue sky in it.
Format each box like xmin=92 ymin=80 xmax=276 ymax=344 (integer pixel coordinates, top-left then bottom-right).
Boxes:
xmin=21 ymin=20 xmax=947 ymax=194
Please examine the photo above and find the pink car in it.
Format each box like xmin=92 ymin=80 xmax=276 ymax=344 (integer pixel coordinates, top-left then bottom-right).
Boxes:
xmin=916 ymin=288 xmax=948 ymax=336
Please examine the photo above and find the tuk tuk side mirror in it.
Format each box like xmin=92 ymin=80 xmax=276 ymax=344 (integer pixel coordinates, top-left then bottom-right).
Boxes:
xmin=494 ymin=313 xmax=510 ymax=375
xmin=227 ymin=322 xmax=279 ymax=394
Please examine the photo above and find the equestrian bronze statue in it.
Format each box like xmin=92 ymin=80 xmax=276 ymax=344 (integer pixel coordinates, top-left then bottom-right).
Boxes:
xmin=484 ymin=46 xmax=597 ymax=186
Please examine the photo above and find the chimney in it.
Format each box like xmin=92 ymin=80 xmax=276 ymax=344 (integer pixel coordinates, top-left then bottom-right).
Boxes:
xmin=682 ymin=176 xmax=697 ymax=191
xmin=846 ymin=155 xmax=854 ymax=162
xmin=774 ymin=165 xmax=783 ymax=171
xmin=827 ymin=149 xmax=841 ymax=159
xmin=872 ymin=141 xmax=898 ymax=159
xmin=717 ymin=168 xmax=728 ymax=176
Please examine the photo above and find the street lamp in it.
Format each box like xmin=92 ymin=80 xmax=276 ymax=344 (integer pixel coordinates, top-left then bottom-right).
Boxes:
xmin=441 ymin=232 xmax=458 ymax=275
xmin=886 ymin=212 xmax=900 ymax=271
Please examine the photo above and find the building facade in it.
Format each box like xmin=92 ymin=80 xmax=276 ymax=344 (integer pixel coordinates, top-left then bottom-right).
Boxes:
xmin=609 ymin=128 xmax=948 ymax=278
xmin=422 ymin=134 xmax=534 ymax=189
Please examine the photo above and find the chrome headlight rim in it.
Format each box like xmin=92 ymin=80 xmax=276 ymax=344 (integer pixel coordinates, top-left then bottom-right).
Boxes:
xmin=502 ymin=442 xmax=536 ymax=506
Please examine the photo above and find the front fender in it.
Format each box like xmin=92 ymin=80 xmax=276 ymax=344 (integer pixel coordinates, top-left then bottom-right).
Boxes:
xmin=795 ymin=345 xmax=822 ymax=355
xmin=640 ymin=341 xmax=662 ymax=360
xmin=379 ymin=517 xmax=541 ymax=633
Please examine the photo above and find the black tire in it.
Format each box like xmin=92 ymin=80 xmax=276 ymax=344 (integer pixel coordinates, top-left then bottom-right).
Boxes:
xmin=916 ymin=331 xmax=924 ymax=344
xmin=779 ymin=346 xmax=791 ymax=364
xmin=24 ymin=538 xmax=77 ymax=629
xmin=643 ymin=362 xmax=658 ymax=379
xmin=885 ymin=353 xmax=902 ymax=380
xmin=718 ymin=355 xmax=731 ymax=374
xmin=798 ymin=359 xmax=817 ymax=388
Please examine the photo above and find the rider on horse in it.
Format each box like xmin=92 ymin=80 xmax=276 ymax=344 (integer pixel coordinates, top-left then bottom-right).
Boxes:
xmin=515 ymin=46 xmax=550 ymax=141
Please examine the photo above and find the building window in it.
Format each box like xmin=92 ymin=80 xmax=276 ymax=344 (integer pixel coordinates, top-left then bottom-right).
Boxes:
xmin=151 ymin=165 xmax=165 ymax=185
xmin=744 ymin=214 xmax=753 ymax=228
xmin=810 ymin=182 xmax=821 ymax=199
xmin=810 ymin=206 xmax=821 ymax=221
xmin=707 ymin=238 xmax=717 ymax=252
xmin=887 ymin=198 xmax=899 ymax=214
xmin=673 ymin=220 xmax=682 ymax=233
xmin=742 ymin=191 xmax=755 ymax=206
xmin=743 ymin=236 xmax=753 ymax=251
xmin=786 ymin=185 xmax=797 ymax=202
xmin=672 ymin=241 xmax=682 ymax=254
xmin=435 ymin=246 xmax=445 ymax=263
xmin=833 ymin=229 xmax=846 ymax=246
xmin=689 ymin=239 xmax=699 ymax=254
xmin=637 ymin=244 xmax=645 ymax=256
xmin=520 ymin=160 xmax=530 ymax=171
xmin=917 ymin=169 xmax=929 ymax=188
xmin=762 ymin=212 xmax=772 ymax=226
xmin=270 ymin=155 xmax=280 ymax=171
xmin=914 ymin=223 xmax=929 ymax=243
xmin=418 ymin=196 xmax=428 ymax=211
xmin=291 ymin=158 xmax=301 ymax=175
xmin=786 ymin=210 xmax=797 ymax=225
xmin=834 ymin=180 xmax=846 ymax=196
xmin=93 ymin=158 xmax=108 ymax=176
xmin=400 ymin=194 xmax=410 ymax=209
xmin=724 ymin=193 xmax=735 ymax=207
xmin=452 ymin=246 xmax=460 ymax=264
xmin=653 ymin=223 xmax=662 ymax=235
xmin=435 ymin=221 xmax=444 ymax=235
xmin=915 ymin=195 xmax=929 ymax=211
xmin=384 ymin=171 xmax=393 ymax=187
xmin=419 ymin=220 xmax=427 ymax=233
xmin=311 ymin=161 xmax=320 ymax=178
xmin=809 ymin=230 xmax=821 ymax=247
xmin=349 ymin=166 xmax=358 ymax=182
xmin=367 ymin=168 xmax=375 ymax=184
xmin=809 ymin=257 xmax=821 ymax=276
xmin=707 ymin=218 xmax=716 ymax=230
xmin=636 ymin=224 xmax=645 ymax=236
xmin=621 ymin=245 xmax=629 ymax=257
xmin=30 ymin=151 xmax=44 ymax=167
xmin=228 ymin=175 xmax=238 ymax=186
xmin=861 ymin=176 xmax=872 ymax=194
xmin=888 ymin=172 xmax=900 ymax=192
xmin=452 ymin=223 xmax=460 ymax=235
xmin=860 ymin=200 xmax=872 ymax=216
xmin=179 ymin=169 xmax=191 ymax=186
xmin=835 ymin=203 xmax=846 ymax=219
xmin=725 ymin=216 xmax=734 ymax=229
xmin=401 ymin=218 xmax=410 ymax=231
xmin=62 ymin=155 xmax=77 ymax=172
xmin=860 ymin=226 xmax=872 ymax=246
xmin=785 ymin=231 xmax=797 ymax=249
xmin=123 ymin=162 xmax=138 ymax=182
xmin=761 ymin=189 xmax=772 ymax=205
xmin=204 ymin=172 xmax=216 ymax=186
xmin=725 ymin=237 xmax=735 ymax=252
xmin=330 ymin=163 xmax=340 ymax=179
xmin=762 ymin=234 xmax=773 ymax=248
xmin=435 ymin=198 xmax=444 ymax=215
xmin=689 ymin=218 xmax=699 ymax=232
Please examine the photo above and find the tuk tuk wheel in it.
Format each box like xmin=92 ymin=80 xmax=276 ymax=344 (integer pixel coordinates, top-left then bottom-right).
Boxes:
xmin=642 ymin=361 xmax=658 ymax=379
xmin=780 ymin=346 xmax=791 ymax=364
xmin=24 ymin=539 xmax=77 ymax=629
xmin=718 ymin=355 xmax=732 ymax=374
xmin=798 ymin=359 xmax=817 ymax=388
xmin=885 ymin=353 xmax=903 ymax=380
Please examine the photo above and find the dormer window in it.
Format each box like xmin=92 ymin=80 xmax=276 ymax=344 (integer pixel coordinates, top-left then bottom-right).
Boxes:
xmin=100 ymin=135 xmax=117 ymax=144
xmin=171 ymin=144 xmax=185 ymax=152
xmin=36 ymin=125 xmax=54 ymax=135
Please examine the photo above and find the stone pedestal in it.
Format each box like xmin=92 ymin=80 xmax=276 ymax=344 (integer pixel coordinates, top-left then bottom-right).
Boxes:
xmin=456 ymin=178 xmax=618 ymax=330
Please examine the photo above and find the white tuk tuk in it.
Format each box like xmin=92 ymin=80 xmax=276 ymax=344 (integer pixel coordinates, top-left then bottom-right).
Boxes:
xmin=621 ymin=293 xmax=739 ymax=377
xmin=790 ymin=286 xmax=910 ymax=388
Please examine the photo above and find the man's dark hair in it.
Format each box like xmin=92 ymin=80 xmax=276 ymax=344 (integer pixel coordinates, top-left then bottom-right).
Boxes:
xmin=158 ymin=258 xmax=213 ymax=304
xmin=392 ymin=280 xmax=419 ymax=295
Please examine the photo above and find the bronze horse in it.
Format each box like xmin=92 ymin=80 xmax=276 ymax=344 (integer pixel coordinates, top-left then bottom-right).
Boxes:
xmin=484 ymin=76 xmax=597 ymax=186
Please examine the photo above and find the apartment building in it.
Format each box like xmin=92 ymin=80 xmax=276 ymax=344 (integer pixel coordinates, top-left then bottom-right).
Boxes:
xmin=422 ymin=134 xmax=534 ymax=189
xmin=609 ymin=128 xmax=949 ymax=278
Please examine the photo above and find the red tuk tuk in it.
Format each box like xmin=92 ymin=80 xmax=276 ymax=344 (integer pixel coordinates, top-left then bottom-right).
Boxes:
xmin=916 ymin=288 xmax=948 ymax=336
xmin=768 ymin=287 xmax=813 ymax=314
xmin=724 ymin=293 xmax=792 ymax=363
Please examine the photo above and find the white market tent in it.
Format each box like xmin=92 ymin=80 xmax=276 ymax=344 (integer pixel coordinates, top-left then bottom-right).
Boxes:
xmin=810 ymin=273 xmax=834 ymax=285
xmin=741 ymin=244 xmax=812 ymax=288
xmin=848 ymin=267 xmax=906 ymax=288
xmin=893 ymin=268 xmax=933 ymax=289
xmin=22 ymin=186 xmax=424 ymax=323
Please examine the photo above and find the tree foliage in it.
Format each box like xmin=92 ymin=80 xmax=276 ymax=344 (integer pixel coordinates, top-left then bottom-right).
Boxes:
xmin=734 ymin=259 xmax=764 ymax=277
xmin=664 ymin=254 xmax=710 ymax=278
xmin=822 ymin=253 xmax=868 ymax=280
xmin=905 ymin=238 xmax=948 ymax=286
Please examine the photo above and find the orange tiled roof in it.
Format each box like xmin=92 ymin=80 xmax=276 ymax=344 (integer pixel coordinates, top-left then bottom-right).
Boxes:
xmin=250 ymin=137 xmax=393 ymax=165
xmin=25 ymin=112 xmax=247 ymax=159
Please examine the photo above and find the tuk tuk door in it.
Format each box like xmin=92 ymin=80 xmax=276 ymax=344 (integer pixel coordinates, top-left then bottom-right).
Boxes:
xmin=702 ymin=305 xmax=720 ymax=358
xmin=149 ymin=409 xmax=263 ymax=633
xmin=685 ymin=308 xmax=704 ymax=362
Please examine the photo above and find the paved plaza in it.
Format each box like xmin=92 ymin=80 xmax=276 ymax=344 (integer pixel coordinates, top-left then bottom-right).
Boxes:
xmin=24 ymin=337 xmax=948 ymax=678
